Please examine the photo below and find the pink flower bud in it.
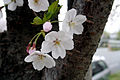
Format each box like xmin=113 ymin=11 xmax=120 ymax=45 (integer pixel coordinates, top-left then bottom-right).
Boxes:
xmin=28 ymin=42 xmax=36 ymax=54
xmin=29 ymin=47 xmax=36 ymax=54
xmin=26 ymin=42 xmax=36 ymax=54
xmin=26 ymin=43 xmax=31 ymax=53
xmin=32 ymin=42 xmax=36 ymax=49
xmin=43 ymin=22 xmax=52 ymax=32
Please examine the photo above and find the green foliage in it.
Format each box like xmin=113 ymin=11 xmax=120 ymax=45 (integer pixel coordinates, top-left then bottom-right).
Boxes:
xmin=117 ymin=30 xmax=120 ymax=40
xmin=41 ymin=31 xmax=45 ymax=37
xmin=111 ymin=48 xmax=120 ymax=51
xmin=31 ymin=0 xmax=61 ymax=25
xmin=109 ymin=72 xmax=120 ymax=80
xmin=103 ymin=31 xmax=110 ymax=39
xmin=31 ymin=16 xmax=43 ymax=25
xmin=43 ymin=0 xmax=61 ymax=22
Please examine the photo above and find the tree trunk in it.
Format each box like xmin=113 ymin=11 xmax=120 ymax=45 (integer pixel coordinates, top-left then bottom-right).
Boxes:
xmin=84 ymin=64 xmax=92 ymax=80
xmin=0 ymin=0 xmax=113 ymax=80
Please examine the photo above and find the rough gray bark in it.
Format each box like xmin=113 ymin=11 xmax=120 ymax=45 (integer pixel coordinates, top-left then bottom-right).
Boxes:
xmin=43 ymin=0 xmax=113 ymax=80
xmin=63 ymin=0 xmax=113 ymax=80
xmin=0 ymin=0 xmax=113 ymax=80
xmin=0 ymin=0 xmax=58 ymax=80
xmin=84 ymin=64 xmax=92 ymax=80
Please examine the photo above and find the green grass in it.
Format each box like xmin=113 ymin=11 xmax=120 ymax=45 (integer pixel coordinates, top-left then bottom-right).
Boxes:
xmin=111 ymin=48 xmax=120 ymax=51
xmin=109 ymin=72 xmax=120 ymax=80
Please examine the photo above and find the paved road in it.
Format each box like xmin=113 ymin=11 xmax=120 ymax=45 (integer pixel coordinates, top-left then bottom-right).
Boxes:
xmin=94 ymin=48 xmax=120 ymax=74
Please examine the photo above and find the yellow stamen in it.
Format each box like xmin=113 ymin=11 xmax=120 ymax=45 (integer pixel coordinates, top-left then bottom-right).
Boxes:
xmin=54 ymin=39 xmax=60 ymax=46
xmin=38 ymin=55 xmax=45 ymax=60
xmin=34 ymin=0 xmax=39 ymax=3
xmin=12 ymin=0 xmax=16 ymax=2
xmin=69 ymin=22 xmax=75 ymax=27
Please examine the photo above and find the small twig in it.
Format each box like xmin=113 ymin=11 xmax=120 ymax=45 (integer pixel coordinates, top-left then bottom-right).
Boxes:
xmin=0 ymin=6 xmax=4 ymax=10
xmin=33 ymin=11 xmax=38 ymax=17
xmin=86 ymin=20 xmax=94 ymax=24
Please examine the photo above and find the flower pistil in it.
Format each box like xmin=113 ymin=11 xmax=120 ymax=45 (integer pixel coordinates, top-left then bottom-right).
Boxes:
xmin=69 ymin=21 xmax=75 ymax=27
xmin=34 ymin=0 xmax=39 ymax=4
xmin=38 ymin=55 xmax=46 ymax=60
xmin=53 ymin=39 xmax=60 ymax=46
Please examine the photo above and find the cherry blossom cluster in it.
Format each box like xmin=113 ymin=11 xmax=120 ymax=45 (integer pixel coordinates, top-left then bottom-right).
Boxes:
xmin=0 ymin=6 xmax=3 ymax=19
xmin=2 ymin=0 xmax=87 ymax=71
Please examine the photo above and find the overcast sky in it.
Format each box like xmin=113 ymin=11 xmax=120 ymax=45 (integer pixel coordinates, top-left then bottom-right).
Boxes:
xmin=104 ymin=0 xmax=120 ymax=33
xmin=0 ymin=0 xmax=120 ymax=33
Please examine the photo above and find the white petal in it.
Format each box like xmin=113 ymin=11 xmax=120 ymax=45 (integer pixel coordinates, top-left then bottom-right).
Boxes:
xmin=16 ymin=0 xmax=24 ymax=6
xmin=39 ymin=0 xmax=49 ymax=11
xmin=52 ymin=50 xmax=59 ymax=59
xmin=28 ymin=0 xmax=40 ymax=12
xmin=73 ymin=24 xmax=84 ymax=34
xmin=24 ymin=53 xmax=38 ymax=62
xmin=66 ymin=32 xmax=73 ymax=39
xmin=8 ymin=2 xmax=17 ymax=11
xmin=58 ymin=31 xmax=73 ymax=41
xmin=52 ymin=45 xmax=66 ymax=59
xmin=41 ymin=41 xmax=54 ymax=53
xmin=59 ymin=45 xmax=66 ymax=59
xmin=24 ymin=51 xmax=41 ymax=62
xmin=73 ymin=15 xmax=87 ymax=24
xmin=61 ymin=39 xmax=74 ymax=50
xmin=3 ymin=0 xmax=11 ymax=4
xmin=62 ymin=20 xmax=70 ymax=32
xmin=44 ymin=54 xmax=55 ymax=68
xmin=32 ymin=60 xmax=45 ymax=71
xmin=28 ymin=0 xmax=49 ymax=12
xmin=0 ymin=10 xmax=3 ymax=19
xmin=64 ymin=8 xmax=77 ymax=22
xmin=45 ymin=31 xmax=58 ymax=41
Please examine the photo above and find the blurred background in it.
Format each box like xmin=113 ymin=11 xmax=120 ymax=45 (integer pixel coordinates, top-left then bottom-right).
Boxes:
xmin=92 ymin=0 xmax=120 ymax=80
xmin=0 ymin=0 xmax=120 ymax=80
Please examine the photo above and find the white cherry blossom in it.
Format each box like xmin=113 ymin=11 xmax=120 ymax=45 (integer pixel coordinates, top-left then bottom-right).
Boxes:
xmin=0 ymin=10 xmax=3 ymax=19
xmin=62 ymin=8 xmax=87 ymax=35
xmin=28 ymin=0 xmax=49 ymax=12
xmin=24 ymin=51 xmax=55 ymax=71
xmin=41 ymin=31 xmax=74 ymax=59
xmin=3 ymin=0 xmax=24 ymax=11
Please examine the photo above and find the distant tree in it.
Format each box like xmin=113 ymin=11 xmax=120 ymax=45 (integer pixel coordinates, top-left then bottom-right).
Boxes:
xmin=117 ymin=30 xmax=120 ymax=40
xmin=103 ymin=31 xmax=110 ymax=39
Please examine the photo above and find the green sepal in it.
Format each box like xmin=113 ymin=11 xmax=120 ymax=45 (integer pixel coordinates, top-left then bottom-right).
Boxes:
xmin=43 ymin=0 xmax=61 ymax=22
xmin=41 ymin=32 xmax=45 ymax=38
xmin=32 ymin=16 xmax=43 ymax=25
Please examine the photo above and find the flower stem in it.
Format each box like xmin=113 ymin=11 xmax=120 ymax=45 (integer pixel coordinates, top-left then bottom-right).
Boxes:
xmin=41 ymin=30 xmax=45 ymax=38
xmin=29 ymin=32 xmax=40 ymax=43
xmin=34 ymin=32 xmax=41 ymax=44
xmin=0 ymin=6 xmax=4 ymax=10
xmin=51 ymin=21 xmax=63 ymax=23
xmin=32 ymin=11 xmax=38 ymax=17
